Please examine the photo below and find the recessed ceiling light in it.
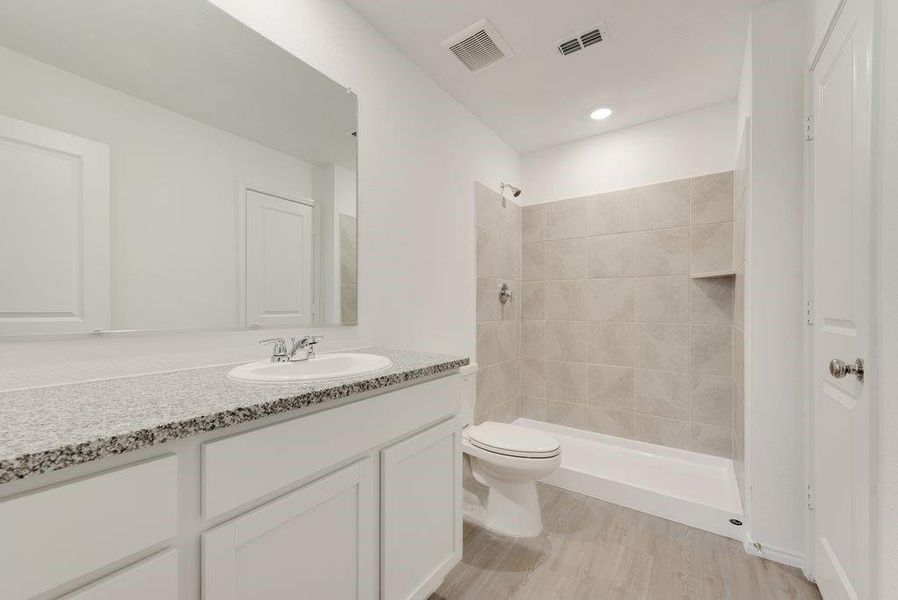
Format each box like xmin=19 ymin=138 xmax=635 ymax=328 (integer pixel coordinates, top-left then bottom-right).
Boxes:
xmin=590 ymin=107 xmax=613 ymax=120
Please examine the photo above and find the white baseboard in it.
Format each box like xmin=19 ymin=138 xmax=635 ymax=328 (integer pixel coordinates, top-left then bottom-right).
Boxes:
xmin=743 ymin=537 xmax=806 ymax=569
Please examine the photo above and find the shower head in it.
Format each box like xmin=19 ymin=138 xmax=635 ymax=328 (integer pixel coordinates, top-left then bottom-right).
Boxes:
xmin=501 ymin=183 xmax=522 ymax=198
xmin=500 ymin=183 xmax=522 ymax=207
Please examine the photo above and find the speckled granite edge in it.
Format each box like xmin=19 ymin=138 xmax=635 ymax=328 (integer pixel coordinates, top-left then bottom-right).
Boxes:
xmin=0 ymin=355 xmax=468 ymax=484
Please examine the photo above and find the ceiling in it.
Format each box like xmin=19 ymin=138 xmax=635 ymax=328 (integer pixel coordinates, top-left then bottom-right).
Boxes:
xmin=0 ymin=0 xmax=358 ymax=169
xmin=346 ymin=0 xmax=763 ymax=153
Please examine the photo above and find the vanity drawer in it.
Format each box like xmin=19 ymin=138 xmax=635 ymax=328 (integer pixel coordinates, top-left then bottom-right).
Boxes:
xmin=203 ymin=374 xmax=461 ymax=518
xmin=61 ymin=549 xmax=178 ymax=600
xmin=0 ymin=455 xmax=178 ymax=599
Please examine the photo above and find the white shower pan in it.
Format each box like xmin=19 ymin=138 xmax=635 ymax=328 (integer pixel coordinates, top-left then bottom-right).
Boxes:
xmin=512 ymin=418 xmax=745 ymax=541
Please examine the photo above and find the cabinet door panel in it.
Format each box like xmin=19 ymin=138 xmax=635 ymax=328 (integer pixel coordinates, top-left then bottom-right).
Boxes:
xmin=381 ymin=418 xmax=462 ymax=600
xmin=203 ymin=459 xmax=375 ymax=600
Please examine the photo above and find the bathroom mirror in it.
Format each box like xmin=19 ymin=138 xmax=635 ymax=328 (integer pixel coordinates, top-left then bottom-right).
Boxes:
xmin=0 ymin=0 xmax=358 ymax=336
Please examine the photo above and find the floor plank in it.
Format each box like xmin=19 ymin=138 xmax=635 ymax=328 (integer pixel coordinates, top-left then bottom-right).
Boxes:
xmin=431 ymin=484 xmax=820 ymax=600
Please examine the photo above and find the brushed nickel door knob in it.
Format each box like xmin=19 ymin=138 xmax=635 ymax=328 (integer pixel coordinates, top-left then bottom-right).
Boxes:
xmin=829 ymin=358 xmax=865 ymax=382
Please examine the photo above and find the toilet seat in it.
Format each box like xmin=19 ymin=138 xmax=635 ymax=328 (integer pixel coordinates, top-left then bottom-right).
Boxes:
xmin=466 ymin=422 xmax=561 ymax=459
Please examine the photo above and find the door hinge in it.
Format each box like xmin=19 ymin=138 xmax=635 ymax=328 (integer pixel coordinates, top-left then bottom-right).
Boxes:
xmin=805 ymin=115 xmax=814 ymax=141
xmin=806 ymin=300 xmax=814 ymax=325
xmin=807 ymin=483 xmax=815 ymax=510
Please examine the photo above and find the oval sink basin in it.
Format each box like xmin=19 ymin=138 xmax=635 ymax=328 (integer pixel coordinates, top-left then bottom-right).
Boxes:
xmin=228 ymin=353 xmax=393 ymax=384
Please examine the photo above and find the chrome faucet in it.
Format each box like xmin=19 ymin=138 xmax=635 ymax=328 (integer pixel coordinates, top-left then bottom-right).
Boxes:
xmin=259 ymin=335 xmax=323 ymax=362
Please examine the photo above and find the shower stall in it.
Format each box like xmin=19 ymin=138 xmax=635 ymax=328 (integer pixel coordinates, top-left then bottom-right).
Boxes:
xmin=473 ymin=169 xmax=748 ymax=539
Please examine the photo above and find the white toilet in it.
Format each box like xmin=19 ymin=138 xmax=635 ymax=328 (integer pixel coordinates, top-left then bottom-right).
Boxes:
xmin=462 ymin=421 xmax=562 ymax=538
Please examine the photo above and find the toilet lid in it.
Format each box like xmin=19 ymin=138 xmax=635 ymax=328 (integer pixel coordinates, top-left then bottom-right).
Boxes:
xmin=467 ymin=422 xmax=561 ymax=458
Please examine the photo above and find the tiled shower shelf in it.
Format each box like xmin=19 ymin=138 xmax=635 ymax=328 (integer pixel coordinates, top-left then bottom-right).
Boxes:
xmin=690 ymin=269 xmax=736 ymax=279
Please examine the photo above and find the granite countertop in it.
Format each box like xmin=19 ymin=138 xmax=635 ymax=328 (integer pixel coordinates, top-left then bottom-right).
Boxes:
xmin=0 ymin=347 xmax=468 ymax=484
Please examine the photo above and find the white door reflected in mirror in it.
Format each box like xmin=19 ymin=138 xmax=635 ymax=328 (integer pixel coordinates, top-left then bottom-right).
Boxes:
xmin=243 ymin=189 xmax=315 ymax=328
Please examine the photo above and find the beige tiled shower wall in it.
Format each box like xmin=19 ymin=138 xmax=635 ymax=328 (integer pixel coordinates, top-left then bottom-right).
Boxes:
xmin=520 ymin=172 xmax=737 ymax=458
xmin=475 ymin=183 xmax=522 ymax=424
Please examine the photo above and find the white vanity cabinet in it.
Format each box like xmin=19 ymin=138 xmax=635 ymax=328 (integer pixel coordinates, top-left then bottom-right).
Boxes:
xmin=203 ymin=459 xmax=376 ymax=600
xmin=0 ymin=372 xmax=463 ymax=600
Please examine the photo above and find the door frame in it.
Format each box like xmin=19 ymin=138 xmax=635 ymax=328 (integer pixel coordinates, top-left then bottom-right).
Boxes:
xmin=235 ymin=181 xmax=318 ymax=329
xmin=804 ymin=0 xmax=881 ymax=590
xmin=802 ymin=65 xmax=816 ymax=582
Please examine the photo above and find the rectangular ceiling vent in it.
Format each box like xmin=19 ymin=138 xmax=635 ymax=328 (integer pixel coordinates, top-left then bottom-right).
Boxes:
xmin=557 ymin=23 xmax=609 ymax=56
xmin=441 ymin=19 xmax=513 ymax=72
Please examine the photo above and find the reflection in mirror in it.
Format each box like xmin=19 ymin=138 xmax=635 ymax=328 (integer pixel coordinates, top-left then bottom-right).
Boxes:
xmin=0 ymin=0 xmax=357 ymax=336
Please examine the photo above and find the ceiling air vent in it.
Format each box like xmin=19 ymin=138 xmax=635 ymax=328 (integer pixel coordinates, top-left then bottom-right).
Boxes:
xmin=441 ymin=19 xmax=513 ymax=72
xmin=557 ymin=23 xmax=609 ymax=56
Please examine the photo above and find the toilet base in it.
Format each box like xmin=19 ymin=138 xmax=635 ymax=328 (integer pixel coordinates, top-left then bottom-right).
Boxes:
xmin=462 ymin=478 xmax=544 ymax=538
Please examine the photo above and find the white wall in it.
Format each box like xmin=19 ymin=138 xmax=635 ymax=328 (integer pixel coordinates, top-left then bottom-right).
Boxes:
xmin=876 ymin=0 xmax=898 ymax=593
xmin=0 ymin=0 xmax=519 ymax=389
xmin=208 ymin=0 xmax=520 ymax=358
xmin=202 ymin=0 xmax=521 ymax=359
xmin=739 ymin=0 xmax=807 ymax=563
xmin=0 ymin=45 xmax=313 ymax=332
xmin=521 ymin=101 xmax=737 ymax=204
xmin=736 ymin=23 xmax=752 ymax=144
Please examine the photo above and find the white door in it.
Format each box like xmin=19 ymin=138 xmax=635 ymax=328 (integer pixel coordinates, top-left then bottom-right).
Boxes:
xmin=203 ymin=459 xmax=376 ymax=600
xmin=811 ymin=0 xmax=873 ymax=596
xmin=244 ymin=188 xmax=314 ymax=327
xmin=381 ymin=418 xmax=462 ymax=600
xmin=0 ymin=114 xmax=110 ymax=335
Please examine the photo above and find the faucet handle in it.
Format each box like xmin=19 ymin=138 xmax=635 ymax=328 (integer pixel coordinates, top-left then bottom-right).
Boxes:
xmin=289 ymin=335 xmax=324 ymax=360
xmin=304 ymin=335 xmax=323 ymax=358
xmin=291 ymin=335 xmax=323 ymax=347
xmin=259 ymin=337 xmax=288 ymax=360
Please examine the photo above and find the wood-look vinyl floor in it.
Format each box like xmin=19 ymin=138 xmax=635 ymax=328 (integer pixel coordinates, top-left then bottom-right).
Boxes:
xmin=431 ymin=484 xmax=820 ymax=600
